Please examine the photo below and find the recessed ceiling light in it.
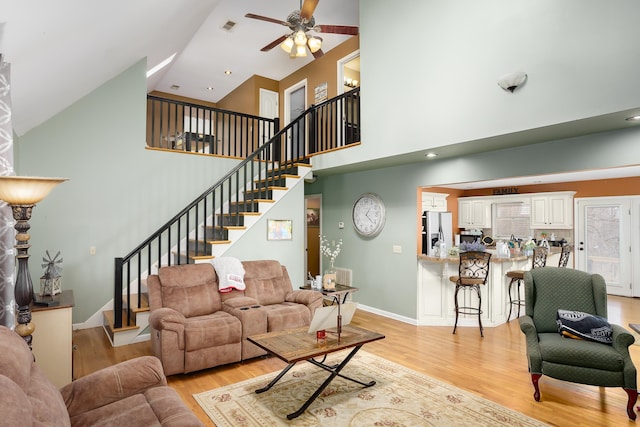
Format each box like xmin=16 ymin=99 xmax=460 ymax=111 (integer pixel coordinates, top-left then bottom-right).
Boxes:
xmin=626 ymin=115 xmax=640 ymax=121
xmin=224 ymin=70 xmax=232 ymax=75
xmin=170 ymin=84 xmax=180 ymax=90
xmin=206 ymin=86 xmax=214 ymax=91
xmin=425 ymin=152 xmax=437 ymax=158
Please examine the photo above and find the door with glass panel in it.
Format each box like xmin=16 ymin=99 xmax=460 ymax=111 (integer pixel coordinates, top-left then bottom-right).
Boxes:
xmin=575 ymin=198 xmax=632 ymax=296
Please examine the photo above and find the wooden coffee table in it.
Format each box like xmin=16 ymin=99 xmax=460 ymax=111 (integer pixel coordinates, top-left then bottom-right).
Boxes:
xmin=247 ymin=325 xmax=385 ymax=419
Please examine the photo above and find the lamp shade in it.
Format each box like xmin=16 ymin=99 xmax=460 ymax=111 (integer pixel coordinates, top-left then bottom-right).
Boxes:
xmin=280 ymin=36 xmax=294 ymax=54
xmin=0 ymin=176 xmax=68 ymax=205
xmin=294 ymin=30 xmax=307 ymax=46
xmin=307 ymin=36 xmax=322 ymax=53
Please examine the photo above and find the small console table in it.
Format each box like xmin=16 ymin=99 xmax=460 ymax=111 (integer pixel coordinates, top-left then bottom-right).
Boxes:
xmin=300 ymin=284 xmax=359 ymax=304
xmin=31 ymin=290 xmax=74 ymax=388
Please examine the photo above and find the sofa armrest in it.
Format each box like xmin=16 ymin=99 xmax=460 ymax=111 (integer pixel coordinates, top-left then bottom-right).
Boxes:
xmin=519 ymin=315 xmax=543 ymax=374
xmin=611 ymin=324 xmax=635 ymax=351
xmin=285 ymin=289 xmax=323 ymax=306
xmin=149 ymin=308 xmax=186 ymax=349
xmin=149 ymin=307 xmax=186 ymax=330
xmin=61 ymin=356 xmax=166 ymax=417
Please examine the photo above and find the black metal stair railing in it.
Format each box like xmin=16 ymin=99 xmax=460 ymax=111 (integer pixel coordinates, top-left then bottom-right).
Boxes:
xmin=113 ymin=88 xmax=360 ymax=329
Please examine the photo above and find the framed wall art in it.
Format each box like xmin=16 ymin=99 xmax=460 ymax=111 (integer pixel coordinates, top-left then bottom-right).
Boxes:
xmin=306 ymin=208 xmax=320 ymax=226
xmin=267 ymin=219 xmax=293 ymax=241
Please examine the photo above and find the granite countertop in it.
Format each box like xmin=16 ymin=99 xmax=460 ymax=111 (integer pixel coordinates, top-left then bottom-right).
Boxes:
xmin=417 ymin=247 xmax=562 ymax=263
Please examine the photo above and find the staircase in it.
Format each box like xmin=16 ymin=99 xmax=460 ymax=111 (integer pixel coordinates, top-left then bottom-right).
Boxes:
xmin=103 ymin=162 xmax=312 ymax=346
xmin=104 ymin=88 xmax=360 ymax=347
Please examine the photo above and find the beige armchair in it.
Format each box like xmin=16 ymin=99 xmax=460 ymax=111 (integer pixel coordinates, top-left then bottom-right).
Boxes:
xmin=0 ymin=325 xmax=202 ymax=426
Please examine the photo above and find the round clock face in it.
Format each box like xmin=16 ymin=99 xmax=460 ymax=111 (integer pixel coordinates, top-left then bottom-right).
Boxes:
xmin=352 ymin=193 xmax=386 ymax=237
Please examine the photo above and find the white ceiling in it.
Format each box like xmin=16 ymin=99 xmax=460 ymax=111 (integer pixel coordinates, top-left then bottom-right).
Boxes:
xmin=2 ymin=1 xmax=639 ymax=187
xmin=1 ymin=0 xmax=359 ymax=136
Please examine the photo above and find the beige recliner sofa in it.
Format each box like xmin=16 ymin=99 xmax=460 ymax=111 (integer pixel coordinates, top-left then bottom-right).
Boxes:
xmin=148 ymin=260 xmax=323 ymax=375
xmin=0 ymin=325 xmax=203 ymax=427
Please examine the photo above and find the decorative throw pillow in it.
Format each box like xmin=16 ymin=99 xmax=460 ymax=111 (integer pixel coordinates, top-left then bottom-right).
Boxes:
xmin=556 ymin=309 xmax=613 ymax=345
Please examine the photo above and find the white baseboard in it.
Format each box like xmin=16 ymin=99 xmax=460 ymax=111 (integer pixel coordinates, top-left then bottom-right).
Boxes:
xmin=357 ymin=303 xmax=418 ymax=326
xmin=73 ymin=299 xmax=114 ymax=330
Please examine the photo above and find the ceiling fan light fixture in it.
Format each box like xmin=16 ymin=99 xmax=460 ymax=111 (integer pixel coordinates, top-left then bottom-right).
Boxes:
xmin=280 ymin=36 xmax=294 ymax=53
xmin=295 ymin=45 xmax=308 ymax=57
xmin=307 ymin=36 xmax=322 ymax=53
xmin=294 ymin=30 xmax=307 ymax=46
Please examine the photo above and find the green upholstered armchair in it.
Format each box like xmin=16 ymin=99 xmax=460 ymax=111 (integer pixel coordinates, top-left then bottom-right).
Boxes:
xmin=519 ymin=267 xmax=638 ymax=420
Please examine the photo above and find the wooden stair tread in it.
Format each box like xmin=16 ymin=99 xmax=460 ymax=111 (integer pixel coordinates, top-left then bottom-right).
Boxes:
xmin=103 ymin=310 xmax=139 ymax=332
xmin=255 ymin=174 xmax=300 ymax=182
xmin=215 ymin=211 xmax=261 ymax=216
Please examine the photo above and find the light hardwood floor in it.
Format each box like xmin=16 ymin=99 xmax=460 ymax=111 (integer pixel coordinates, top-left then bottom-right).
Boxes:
xmin=72 ymin=296 xmax=640 ymax=426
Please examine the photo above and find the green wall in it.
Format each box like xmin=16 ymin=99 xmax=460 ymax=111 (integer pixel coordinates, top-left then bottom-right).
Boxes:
xmin=308 ymin=126 xmax=640 ymax=320
xmin=14 ymin=59 xmax=306 ymax=325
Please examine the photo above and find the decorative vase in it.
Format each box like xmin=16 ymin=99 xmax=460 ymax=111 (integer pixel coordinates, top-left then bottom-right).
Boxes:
xmin=323 ymin=262 xmax=337 ymax=290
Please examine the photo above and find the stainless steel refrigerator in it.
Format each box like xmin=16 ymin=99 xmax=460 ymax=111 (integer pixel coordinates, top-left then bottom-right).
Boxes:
xmin=421 ymin=211 xmax=453 ymax=256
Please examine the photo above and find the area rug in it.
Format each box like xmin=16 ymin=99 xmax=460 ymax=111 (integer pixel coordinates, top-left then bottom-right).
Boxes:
xmin=193 ymin=351 xmax=548 ymax=426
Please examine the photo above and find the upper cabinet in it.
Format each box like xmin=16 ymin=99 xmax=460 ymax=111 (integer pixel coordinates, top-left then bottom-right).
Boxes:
xmin=421 ymin=192 xmax=448 ymax=212
xmin=530 ymin=192 xmax=575 ymax=229
xmin=459 ymin=198 xmax=492 ymax=229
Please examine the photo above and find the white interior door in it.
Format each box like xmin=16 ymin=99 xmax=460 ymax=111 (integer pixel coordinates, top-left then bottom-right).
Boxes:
xmin=575 ymin=198 xmax=632 ymax=296
xmin=259 ymin=89 xmax=278 ymax=151
xmin=284 ymin=80 xmax=306 ymax=160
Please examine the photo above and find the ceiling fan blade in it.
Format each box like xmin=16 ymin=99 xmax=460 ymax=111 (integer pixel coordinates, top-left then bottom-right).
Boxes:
xmin=260 ymin=35 xmax=288 ymax=52
xmin=300 ymin=0 xmax=319 ymax=22
xmin=312 ymin=49 xmax=324 ymax=59
xmin=317 ymin=25 xmax=359 ymax=35
xmin=245 ymin=13 xmax=289 ymax=27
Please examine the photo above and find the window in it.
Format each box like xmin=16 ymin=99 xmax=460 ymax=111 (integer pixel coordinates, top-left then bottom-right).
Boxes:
xmin=493 ymin=203 xmax=532 ymax=240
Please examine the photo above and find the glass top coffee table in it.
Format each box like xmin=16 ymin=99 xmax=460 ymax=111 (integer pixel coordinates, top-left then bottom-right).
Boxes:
xmin=247 ymin=325 xmax=385 ymax=419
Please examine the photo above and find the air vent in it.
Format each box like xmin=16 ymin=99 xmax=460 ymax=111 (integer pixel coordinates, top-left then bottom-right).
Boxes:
xmin=222 ymin=20 xmax=236 ymax=31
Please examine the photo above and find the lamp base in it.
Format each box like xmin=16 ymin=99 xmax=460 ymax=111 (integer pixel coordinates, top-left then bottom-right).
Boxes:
xmin=33 ymin=294 xmax=60 ymax=307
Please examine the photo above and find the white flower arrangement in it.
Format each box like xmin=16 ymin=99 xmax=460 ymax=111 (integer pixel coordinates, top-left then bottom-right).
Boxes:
xmin=319 ymin=235 xmax=342 ymax=266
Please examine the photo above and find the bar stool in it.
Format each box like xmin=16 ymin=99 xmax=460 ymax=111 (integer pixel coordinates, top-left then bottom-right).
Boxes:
xmin=449 ymin=251 xmax=492 ymax=337
xmin=558 ymin=244 xmax=573 ymax=267
xmin=505 ymin=247 xmax=548 ymax=321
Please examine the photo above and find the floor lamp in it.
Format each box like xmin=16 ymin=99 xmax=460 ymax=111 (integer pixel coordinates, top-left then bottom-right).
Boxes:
xmin=0 ymin=176 xmax=67 ymax=348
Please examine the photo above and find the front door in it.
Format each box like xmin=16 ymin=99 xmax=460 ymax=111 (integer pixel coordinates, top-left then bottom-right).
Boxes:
xmin=575 ymin=197 xmax=632 ymax=296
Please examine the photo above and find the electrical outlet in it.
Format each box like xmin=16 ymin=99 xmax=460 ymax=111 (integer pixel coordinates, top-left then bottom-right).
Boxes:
xmin=89 ymin=246 xmax=96 ymax=255
xmin=392 ymin=245 xmax=402 ymax=253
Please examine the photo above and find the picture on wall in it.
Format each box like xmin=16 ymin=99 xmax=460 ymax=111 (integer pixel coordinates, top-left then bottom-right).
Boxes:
xmin=306 ymin=208 xmax=320 ymax=226
xmin=267 ymin=219 xmax=293 ymax=241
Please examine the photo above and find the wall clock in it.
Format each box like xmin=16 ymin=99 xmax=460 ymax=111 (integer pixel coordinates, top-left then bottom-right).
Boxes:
xmin=352 ymin=192 xmax=386 ymax=237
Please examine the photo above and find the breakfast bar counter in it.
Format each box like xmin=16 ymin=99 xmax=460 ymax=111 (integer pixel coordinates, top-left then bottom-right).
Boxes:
xmin=416 ymin=252 xmax=530 ymax=329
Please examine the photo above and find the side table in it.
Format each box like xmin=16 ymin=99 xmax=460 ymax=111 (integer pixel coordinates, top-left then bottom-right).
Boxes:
xmin=300 ymin=284 xmax=358 ymax=304
xmin=31 ymin=290 xmax=74 ymax=388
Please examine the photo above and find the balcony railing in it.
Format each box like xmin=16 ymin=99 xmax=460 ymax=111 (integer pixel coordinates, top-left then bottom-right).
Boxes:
xmin=146 ymin=95 xmax=279 ymax=157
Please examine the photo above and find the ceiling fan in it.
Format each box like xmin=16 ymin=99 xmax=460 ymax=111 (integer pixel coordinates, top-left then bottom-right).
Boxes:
xmin=245 ymin=0 xmax=359 ymax=59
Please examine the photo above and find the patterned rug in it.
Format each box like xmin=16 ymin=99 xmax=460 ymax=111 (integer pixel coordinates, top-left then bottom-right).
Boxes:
xmin=193 ymin=351 xmax=548 ymax=426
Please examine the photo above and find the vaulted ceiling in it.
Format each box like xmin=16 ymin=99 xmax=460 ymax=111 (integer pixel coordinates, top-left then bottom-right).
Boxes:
xmin=1 ymin=0 xmax=358 ymax=136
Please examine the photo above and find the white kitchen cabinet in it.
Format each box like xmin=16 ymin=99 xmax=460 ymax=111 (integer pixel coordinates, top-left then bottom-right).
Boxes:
xmin=421 ymin=192 xmax=448 ymax=212
xmin=530 ymin=192 xmax=575 ymax=229
xmin=459 ymin=199 xmax=492 ymax=228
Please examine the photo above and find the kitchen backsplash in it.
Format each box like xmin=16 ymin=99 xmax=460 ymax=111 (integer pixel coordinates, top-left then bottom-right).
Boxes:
xmin=481 ymin=228 xmax=573 ymax=244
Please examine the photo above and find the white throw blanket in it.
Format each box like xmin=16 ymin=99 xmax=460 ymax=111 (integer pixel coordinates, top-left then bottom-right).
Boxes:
xmin=211 ymin=257 xmax=246 ymax=293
